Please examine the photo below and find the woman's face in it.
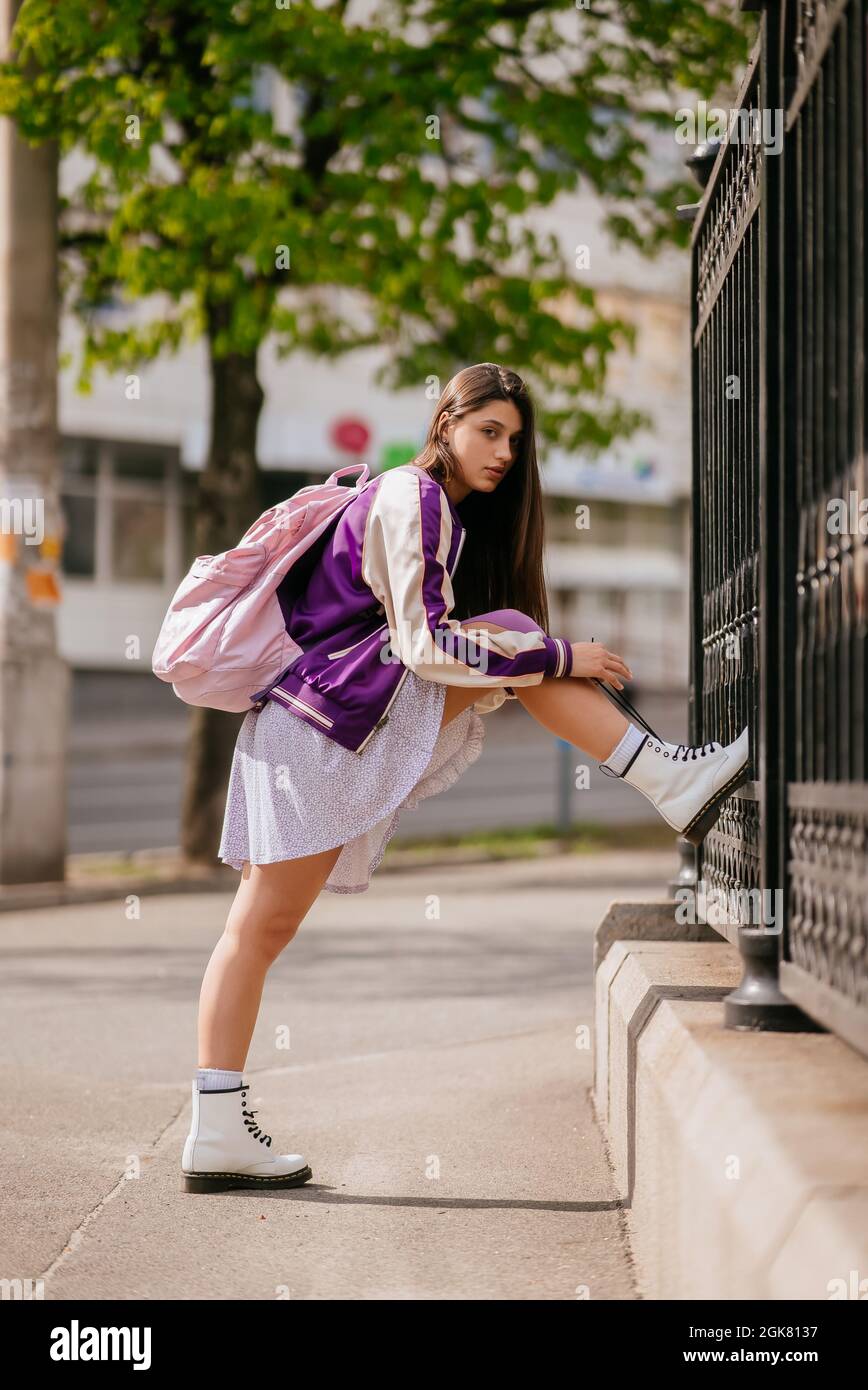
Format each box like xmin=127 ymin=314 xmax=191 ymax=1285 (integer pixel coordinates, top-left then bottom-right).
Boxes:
xmin=438 ymin=399 xmax=524 ymax=502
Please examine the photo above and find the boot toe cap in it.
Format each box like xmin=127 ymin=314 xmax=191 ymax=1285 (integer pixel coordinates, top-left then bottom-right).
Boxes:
xmin=241 ymin=1153 xmax=309 ymax=1177
xmin=728 ymin=727 xmax=750 ymax=764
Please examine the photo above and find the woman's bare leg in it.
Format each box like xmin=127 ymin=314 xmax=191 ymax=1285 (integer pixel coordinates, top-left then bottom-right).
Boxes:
xmin=510 ymin=677 xmax=629 ymax=761
xmin=440 ymin=620 xmax=630 ymax=761
xmin=198 ymin=844 xmax=344 ymax=1071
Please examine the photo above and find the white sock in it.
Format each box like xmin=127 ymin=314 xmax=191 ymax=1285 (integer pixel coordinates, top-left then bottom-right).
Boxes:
xmin=197 ymin=1068 xmax=243 ymax=1092
xmin=602 ymin=721 xmax=647 ymax=775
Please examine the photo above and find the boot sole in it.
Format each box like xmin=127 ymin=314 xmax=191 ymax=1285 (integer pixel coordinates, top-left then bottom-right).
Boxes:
xmin=680 ymin=758 xmax=752 ymax=846
xmin=181 ymin=1164 xmax=312 ymax=1193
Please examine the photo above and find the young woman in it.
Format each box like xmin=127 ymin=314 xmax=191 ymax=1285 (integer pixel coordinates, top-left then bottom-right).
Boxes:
xmin=181 ymin=362 xmax=750 ymax=1193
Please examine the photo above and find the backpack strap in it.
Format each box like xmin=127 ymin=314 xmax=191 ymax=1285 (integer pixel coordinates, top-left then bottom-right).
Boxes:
xmin=327 ymin=462 xmax=370 ymax=487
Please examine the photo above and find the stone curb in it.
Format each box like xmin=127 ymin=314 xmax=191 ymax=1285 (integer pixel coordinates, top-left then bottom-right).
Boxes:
xmin=592 ymin=921 xmax=868 ymax=1299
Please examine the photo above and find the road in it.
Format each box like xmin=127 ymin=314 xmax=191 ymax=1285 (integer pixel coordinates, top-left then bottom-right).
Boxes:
xmin=69 ymin=672 xmax=690 ymax=854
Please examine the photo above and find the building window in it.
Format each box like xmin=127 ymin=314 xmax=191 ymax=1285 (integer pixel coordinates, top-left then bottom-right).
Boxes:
xmin=624 ymin=503 xmax=680 ymax=552
xmin=61 ymin=446 xmax=334 ymax=587
xmin=60 ymin=440 xmax=98 ymax=579
xmin=61 ymin=439 xmax=177 ymax=586
xmin=59 ymin=493 xmax=97 ymax=577
xmin=111 ymin=497 xmax=165 ymax=581
xmin=113 ymin=451 xmax=168 ymax=483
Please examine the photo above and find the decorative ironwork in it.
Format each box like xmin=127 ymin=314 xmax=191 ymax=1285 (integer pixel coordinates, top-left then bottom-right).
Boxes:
xmin=788 ymin=794 xmax=868 ymax=1004
xmin=702 ymin=790 xmax=762 ymax=948
xmin=691 ymin=39 xmax=762 ymax=933
xmin=789 ymin=0 xmax=852 ymax=118
xmin=695 ymin=61 xmax=763 ymax=334
xmin=689 ymin=0 xmax=867 ymax=1053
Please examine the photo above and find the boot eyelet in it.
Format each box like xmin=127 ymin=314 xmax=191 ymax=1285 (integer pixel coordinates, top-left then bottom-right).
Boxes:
xmin=655 ymin=745 xmax=661 ymax=752
xmin=664 ymin=752 xmax=669 ymax=757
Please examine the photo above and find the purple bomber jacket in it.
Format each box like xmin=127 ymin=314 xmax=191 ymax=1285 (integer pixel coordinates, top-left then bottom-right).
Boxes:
xmin=253 ymin=463 xmax=574 ymax=755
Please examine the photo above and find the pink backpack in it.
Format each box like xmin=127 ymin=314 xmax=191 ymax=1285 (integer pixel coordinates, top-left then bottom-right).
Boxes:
xmin=152 ymin=462 xmax=372 ymax=711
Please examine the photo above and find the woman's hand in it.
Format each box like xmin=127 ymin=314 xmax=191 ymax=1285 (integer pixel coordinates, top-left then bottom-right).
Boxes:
xmin=569 ymin=642 xmax=632 ymax=691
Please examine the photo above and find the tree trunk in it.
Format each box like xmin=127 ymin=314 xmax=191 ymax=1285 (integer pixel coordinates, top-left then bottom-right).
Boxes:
xmin=0 ymin=0 xmax=69 ymax=884
xmin=179 ymin=302 xmax=264 ymax=865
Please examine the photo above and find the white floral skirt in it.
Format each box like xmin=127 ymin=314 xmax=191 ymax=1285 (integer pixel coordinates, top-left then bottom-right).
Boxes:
xmin=218 ymin=670 xmax=486 ymax=893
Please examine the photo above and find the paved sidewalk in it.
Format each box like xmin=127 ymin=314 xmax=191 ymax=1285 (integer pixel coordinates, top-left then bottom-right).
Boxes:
xmin=0 ymin=851 xmax=674 ymax=1300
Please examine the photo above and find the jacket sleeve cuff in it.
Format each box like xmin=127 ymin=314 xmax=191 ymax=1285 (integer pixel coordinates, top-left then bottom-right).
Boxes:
xmin=543 ymin=636 xmax=572 ymax=678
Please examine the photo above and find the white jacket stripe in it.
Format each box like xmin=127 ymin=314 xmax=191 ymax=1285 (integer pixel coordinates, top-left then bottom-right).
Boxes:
xmin=361 ymin=468 xmax=555 ymax=688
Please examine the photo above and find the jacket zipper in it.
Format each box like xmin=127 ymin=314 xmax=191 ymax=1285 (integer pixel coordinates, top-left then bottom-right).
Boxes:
xmin=354 ymin=664 xmax=410 ymax=754
xmin=451 ymin=527 xmax=466 ymax=576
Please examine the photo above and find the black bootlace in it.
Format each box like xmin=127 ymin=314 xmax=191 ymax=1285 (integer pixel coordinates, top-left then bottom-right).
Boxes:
xmin=590 ymin=677 xmax=663 ymax=743
xmin=591 ymin=678 xmax=717 ymax=770
xmin=240 ymin=1084 xmax=273 ymax=1147
xmin=672 ymin=742 xmax=716 ymax=761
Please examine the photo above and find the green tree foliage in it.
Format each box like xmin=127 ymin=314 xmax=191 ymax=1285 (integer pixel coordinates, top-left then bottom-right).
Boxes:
xmin=0 ymin=0 xmax=751 ymax=860
xmin=1 ymin=0 xmax=749 ymax=450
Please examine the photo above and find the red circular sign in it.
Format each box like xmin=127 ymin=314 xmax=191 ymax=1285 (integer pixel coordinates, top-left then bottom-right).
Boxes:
xmin=330 ymin=417 xmax=371 ymax=454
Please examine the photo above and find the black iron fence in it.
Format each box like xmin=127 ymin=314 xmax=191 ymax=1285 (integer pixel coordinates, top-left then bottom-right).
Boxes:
xmin=688 ymin=0 xmax=867 ymax=1056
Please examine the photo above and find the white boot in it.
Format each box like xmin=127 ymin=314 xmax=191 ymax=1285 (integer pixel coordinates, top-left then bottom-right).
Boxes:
xmin=181 ymin=1080 xmax=312 ymax=1193
xmin=600 ymin=726 xmax=751 ymax=846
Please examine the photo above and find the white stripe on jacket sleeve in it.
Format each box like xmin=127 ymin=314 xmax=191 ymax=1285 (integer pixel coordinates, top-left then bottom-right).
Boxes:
xmin=360 ymin=467 xmax=567 ymax=689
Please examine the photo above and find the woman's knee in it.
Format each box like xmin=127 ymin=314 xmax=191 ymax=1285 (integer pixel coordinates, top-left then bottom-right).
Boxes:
xmin=225 ymin=898 xmax=304 ymax=959
xmin=223 ymin=847 xmax=343 ymax=957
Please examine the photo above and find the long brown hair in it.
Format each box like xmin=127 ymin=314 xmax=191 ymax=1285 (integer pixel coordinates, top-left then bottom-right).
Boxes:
xmin=411 ymin=363 xmax=550 ymax=629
